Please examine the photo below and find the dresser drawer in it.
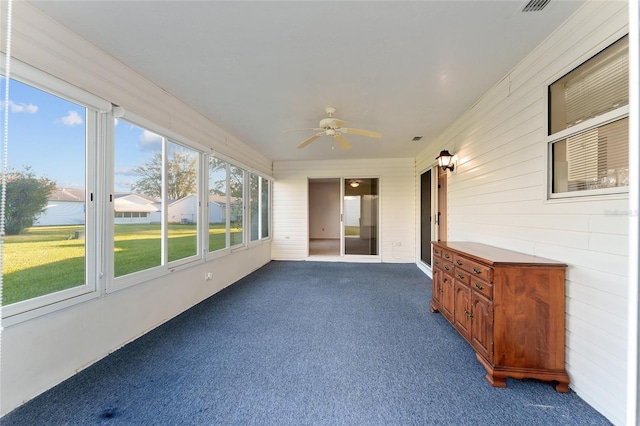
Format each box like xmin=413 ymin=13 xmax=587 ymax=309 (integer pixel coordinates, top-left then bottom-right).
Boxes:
xmin=441 ymin=249 xmax=454 ymax=263
xmin=453 ymin=254 xmax=493 ymax=283
xmin=470 ymin=277 xmax=493 ymax=300
xmin=433 ymin=256 xmax=443 ymax=270
xmin=454 ymin=267 xmax=470 ymax=285
xmin=433 ymin=246 xmax=443 ymax=257
xmin=433 ymin=255 xmax=454 ymax=275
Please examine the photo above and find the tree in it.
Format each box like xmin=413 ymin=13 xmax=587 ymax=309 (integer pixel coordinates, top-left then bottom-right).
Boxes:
xmin=4 ymin=167 xmax=56 ymax=235
xmin=130 ymin=150 xmax=197 ymax=201
xmin=208 ymin=157 xmax=245 ymax=198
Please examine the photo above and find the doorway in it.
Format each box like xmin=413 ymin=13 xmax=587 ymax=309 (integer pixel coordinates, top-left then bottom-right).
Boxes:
xmin=308 ymin=178 xmax=340 ymax=256
xmin=308 ymin=177 xmax=379 ymax=257
xmin=344 ymin=178 xmax=379 ymax=256
xmin=419 ymin=166 xmax=447 ymax=267
xmin=420 ymin=169 xmax=432 ymax=265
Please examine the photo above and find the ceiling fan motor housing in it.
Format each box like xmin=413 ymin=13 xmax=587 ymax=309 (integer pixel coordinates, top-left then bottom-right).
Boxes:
xmin=319 ymin=118 xmax=341 ymax=129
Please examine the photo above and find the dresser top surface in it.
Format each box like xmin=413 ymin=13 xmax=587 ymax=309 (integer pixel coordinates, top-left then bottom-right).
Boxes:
xmin=432 ymin=241 xmax=567 ymax=267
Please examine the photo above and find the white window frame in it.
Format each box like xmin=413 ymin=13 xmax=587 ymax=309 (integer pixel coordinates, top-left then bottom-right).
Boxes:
xmin=165 ymin=138 xmax=203 ymax=268
xmin=545 ymin=35 xmax=630 ymax=201
xmin=1 ymin=59 xmax=111 ymax=324
xmin=248 ymin=173 xmax=273 ymax=247
xmin=109 ymin=114 xmax=207 ymax=293
xmin=1 ymin=58 xmax=274 ymax=323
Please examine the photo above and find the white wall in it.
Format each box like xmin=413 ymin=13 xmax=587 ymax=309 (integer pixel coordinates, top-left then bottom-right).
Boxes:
xmin=34 ymin=201 xmax=85 ymax=226
xmin=1 ymin=2 xmax=273 ymax=416
xmin=308 ymin=181 xmax=341 ymax=239
xmin=168 ymin=194 xmax=198 ymax=224
xmin=273 ymin=158 xmax=415 ymax=263
xmin=1 ymin=244 xmax=270 ymax=416
xmin=416 ymin=2 xmax=629 ymax=424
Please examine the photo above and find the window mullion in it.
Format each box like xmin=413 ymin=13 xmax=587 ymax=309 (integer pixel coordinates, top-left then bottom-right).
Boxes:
xmin=547 ymin=105 xmax=629 ymax=143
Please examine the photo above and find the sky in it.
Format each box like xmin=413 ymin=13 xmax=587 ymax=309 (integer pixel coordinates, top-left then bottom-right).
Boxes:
xmin=1 ymin=77 xmax=162 ymax=192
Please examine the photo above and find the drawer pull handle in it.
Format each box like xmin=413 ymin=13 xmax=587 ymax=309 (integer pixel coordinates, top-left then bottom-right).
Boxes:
xmin=444 ymin=265 xmax=450 ymax=271
xmin=457 ymin=273 xmax=465 ymax=280
xmin=473 ymin=267 xmax=482 ymax=274
xmin=444 ymin=254 xmax=450 ymax=259
xmin=475 ymin=282 xmax=484 ymax=290
xmin=456 ymin=260 xmax=463 ymax=266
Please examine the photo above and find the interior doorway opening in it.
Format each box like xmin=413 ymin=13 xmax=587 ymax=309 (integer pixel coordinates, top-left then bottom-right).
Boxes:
xmin=308 ymin=177 xmax=379 ymax=258
xmin=308 ymin=178 xmax=340 ymax=256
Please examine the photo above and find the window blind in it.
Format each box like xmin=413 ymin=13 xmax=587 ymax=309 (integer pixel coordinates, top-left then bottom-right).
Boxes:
xmin=549 ymin=35 xmax=628 ymax=135
xmin=554 ymin=117 xmax=628 ymax=192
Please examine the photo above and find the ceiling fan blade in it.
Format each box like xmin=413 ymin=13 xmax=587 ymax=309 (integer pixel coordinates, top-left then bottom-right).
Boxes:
xmin=341 ymin=128 xmax=382 ymax=139
xmin=297 ymin=133 xmax=323 ymax=149
xmin=283 ymin=127 xmax=321 ymax=133
xmin=334 ymin=134 xmax=352 ymax=151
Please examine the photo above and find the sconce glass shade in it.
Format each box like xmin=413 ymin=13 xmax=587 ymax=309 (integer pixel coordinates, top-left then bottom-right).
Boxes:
xmin=436 ymin=150 xmax=455 ymax=171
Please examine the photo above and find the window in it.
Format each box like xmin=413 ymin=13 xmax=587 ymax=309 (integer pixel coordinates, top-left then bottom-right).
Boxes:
xmin=229 ymin=165 xmax=245 ymax=247
xmin=113 ymin=120 xmax=163 ymax=277
xmin=113 ymin=120 xmax=202 ymax=280
xmin=2 ymin=60 xmax=272 ymax=319
xmin=208 ymin=157 xmax=229 ymax=252
xmin=260 ymin=177 xmax=270 ymax=239
xmin=548 ymin=35 xmax=629 ymax=198
xmin=1 ymin=76 xmax=97 ymax=310
xmin=207 ymin=157 xmax=246 ymax=252
xmin=167 ymin=141 xmax=199 ymax=263
xmin=249 ymin=173 xmax=271 ymax=242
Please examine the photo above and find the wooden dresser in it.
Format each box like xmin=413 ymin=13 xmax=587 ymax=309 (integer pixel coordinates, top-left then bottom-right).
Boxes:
xmin=430 ymin=241 xmax=569 ymax=392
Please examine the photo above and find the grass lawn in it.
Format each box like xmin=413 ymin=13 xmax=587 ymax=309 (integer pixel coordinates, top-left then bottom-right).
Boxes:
xmin=3 ymin=223 xmax=242 ymax=306
xmin=345 ymin=226 xmax=360 ymax=236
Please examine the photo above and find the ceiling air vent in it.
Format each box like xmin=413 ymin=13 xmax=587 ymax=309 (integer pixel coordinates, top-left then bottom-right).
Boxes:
xmin=412 ymin=136 xmax=423 ymax=141
xmin=522 ymin=0 xmax=550 ymax=12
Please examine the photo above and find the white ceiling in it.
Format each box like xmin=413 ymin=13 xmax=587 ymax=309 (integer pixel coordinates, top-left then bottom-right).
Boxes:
xmin=30 ymin=0 xmax=585 ymax=162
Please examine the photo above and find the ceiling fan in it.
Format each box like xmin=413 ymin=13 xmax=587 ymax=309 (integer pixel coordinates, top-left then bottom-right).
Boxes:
xmin=284 ymin=107 xmax=381 ymax=150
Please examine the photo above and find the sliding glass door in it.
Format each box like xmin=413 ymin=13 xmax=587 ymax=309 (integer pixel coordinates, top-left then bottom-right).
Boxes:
xmin=343 ymin=178 xmax=378 ymax=255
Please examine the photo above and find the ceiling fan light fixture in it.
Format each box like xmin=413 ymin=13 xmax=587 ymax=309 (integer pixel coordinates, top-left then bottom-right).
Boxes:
xmin=286 ymin=107 xmax=381 ymax=151
xmin=349 ymin=180 xmax=360 ymax=188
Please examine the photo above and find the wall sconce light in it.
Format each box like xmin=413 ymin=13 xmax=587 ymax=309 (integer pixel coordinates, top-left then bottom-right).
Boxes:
xmin=349 ymin=180 xmax=360 ymax=188
xmin=436 ymin=150 xmax=455 ymax=172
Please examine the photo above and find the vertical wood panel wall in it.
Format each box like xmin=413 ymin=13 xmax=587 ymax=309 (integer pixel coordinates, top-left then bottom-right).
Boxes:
xmin=416 ymin=2 xmax=629 ymax=423
xmin=273 ymin=158 xmax=416 ymax=263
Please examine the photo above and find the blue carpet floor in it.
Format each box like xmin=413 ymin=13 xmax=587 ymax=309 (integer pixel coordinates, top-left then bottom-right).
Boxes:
xmin=2 ymin=261 xmax=610 ymax=425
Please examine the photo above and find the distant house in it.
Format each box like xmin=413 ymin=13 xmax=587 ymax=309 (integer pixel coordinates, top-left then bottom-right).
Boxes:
xmin=35 ymin=190 xmax=161 ymax=226
xmin=168 ymin=194 xmax=225 ymax=224
xmin=113 ymin=193 xmax=160 ymax=224
xmin=34 ymin=188 xmax=85 ymax=226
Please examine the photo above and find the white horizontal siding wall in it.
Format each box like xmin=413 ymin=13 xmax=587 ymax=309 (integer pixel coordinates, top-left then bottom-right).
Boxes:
xmin=416 ymin=1 xmax=629 ymax=424
xmin=1 ymin=3 xmax=273 ymax=416
xmin=273 ymin=158 xmax=415 ymax=263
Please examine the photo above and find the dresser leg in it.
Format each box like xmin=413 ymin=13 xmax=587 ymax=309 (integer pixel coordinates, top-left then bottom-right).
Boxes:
xmin=485 ymin=373 xmax=507 ymax=388
xmin=554 ymin=381 xmax=570 ymax=393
